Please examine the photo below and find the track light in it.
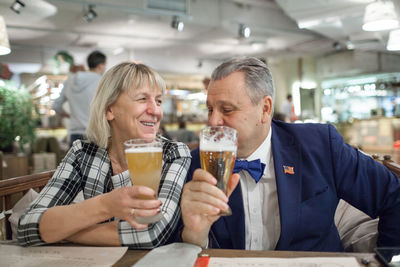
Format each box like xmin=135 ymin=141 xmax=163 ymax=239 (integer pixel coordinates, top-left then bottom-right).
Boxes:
xmin=239 ymin=24 xmax=251 ymax=39
xmin=83 ymin=5 xmax=97 ymax=22
xmin=171 ymin=16 xmax=184 ymax=32
xmin=10 ymin=0 xmax=25 ymax=14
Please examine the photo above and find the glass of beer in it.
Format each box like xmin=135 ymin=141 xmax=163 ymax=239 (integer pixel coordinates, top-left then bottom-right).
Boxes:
xmin=124 ymin=138 xmax=163 ymax=224
xmin=199 ymin=126 xmax=237 ymax=216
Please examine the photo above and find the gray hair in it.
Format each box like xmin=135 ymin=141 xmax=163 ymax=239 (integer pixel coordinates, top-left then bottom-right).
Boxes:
xmin=86 ymin=62 xmax=166 ymax=148
xmin=211 ymin=57 xmax=275 ymax=105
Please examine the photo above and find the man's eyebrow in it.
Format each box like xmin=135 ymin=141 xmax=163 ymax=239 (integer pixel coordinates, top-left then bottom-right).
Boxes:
xmin=207 ymin=100 xmax=233 ymax=105
xmin=217 ymin=100 xmax=236 ymax=106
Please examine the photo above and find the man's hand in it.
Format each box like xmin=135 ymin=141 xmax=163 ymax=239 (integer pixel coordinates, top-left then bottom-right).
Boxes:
xmin=181 ymin=169 xmax=240 ymax=247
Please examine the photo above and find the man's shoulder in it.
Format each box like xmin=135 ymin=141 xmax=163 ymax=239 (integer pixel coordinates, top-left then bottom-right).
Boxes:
xmin=190 ymin=147 xmax=200 ymax=159
xmin=272 ymin=120 xmax=334 ymax=135
xmin=272 ymin=120 xmax=340 ymax=147
xmin=187 ymin=148 xmax=200 ymax=182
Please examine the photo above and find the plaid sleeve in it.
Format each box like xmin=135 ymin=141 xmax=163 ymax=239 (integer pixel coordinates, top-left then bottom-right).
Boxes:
xmin=17 ymin=141 xmax=85 ymax=246
xmin=119 ymin=141 xmax=191 ymax=248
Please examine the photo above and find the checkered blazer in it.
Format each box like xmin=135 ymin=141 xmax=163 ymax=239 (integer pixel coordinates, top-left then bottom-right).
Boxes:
xmin=18 ymin=139 xmax=191 ymax=248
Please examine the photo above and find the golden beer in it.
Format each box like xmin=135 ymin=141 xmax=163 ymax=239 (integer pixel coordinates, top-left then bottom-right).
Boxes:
xmin=199 ymin=126 xmax=238 ymax=216
xmin=124 ymin=139 xmax=164 ymax=224
xmin=200 ymin=150 xmax=236 ymax=194
xmin=125 ymin=148 xmax=162 ymax=198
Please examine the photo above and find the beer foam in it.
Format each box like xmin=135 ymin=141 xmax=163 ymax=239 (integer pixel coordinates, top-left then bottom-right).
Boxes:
xmin=125 ymin=147 xmax=162 ymax=153
xmin=200 ymin=142 xmax=236 ymax=152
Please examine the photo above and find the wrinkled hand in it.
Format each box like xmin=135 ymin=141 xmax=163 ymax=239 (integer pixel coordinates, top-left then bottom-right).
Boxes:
xmin=181 ymin=169 xmax=239 ymax=247
xmin=102 ymin=186 xmax=162 ymax=229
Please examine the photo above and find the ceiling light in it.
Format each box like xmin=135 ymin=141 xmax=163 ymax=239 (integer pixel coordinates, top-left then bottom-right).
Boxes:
xmin=362 ymin=1 xmax=399 ymax=31
xmin=10 ymin=0 xmax=25 ymax=14
xmin=112 ymin=47 xmax=124 ymax=55
xmin=0 ymin=16 xmax=11 ymax=55
xmin=239 ymin=24 xmax=251 ymax=39
xmin=387 ymin=29 xmax=400 ymax=51
xmin=171 ymin=16 xmax=184 ymax=32
xmin=346 ymin=41 xmax=355 ymax=50
xmin=83 ymin=5 xmax=97 ymax=22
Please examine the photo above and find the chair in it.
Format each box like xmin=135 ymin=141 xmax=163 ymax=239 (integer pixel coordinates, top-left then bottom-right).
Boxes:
xmin=0 ymin=170 xmax=54 ymax=240
xmin=381 ymin=155 xmax=400 ymax=177
xmin=0 ymin=151 xmax=4 ymax=181
xmin=335 ymin=153 xmax=400 ymax=252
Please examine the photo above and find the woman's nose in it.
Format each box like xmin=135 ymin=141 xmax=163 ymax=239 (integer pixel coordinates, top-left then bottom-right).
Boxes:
xmin=147 ymin=99 xmax=161 ymax=115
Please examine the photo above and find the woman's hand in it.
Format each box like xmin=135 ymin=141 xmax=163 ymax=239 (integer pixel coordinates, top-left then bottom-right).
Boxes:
xmin=101 ymin=186 xmax=162 ymax=229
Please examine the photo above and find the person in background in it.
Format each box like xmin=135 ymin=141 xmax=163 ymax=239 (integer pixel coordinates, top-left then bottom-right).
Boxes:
xmin=280 ymin=93 xmax=296 ymax=122
xmin=202 ymin=77 xmax=210 ymax=91
xmin=180 ymin=57 xmax=400 ymax=251
xmin=53 ymin=50 xmax=107 ymax=147
xmin=158 ymin=123 xmax=172 ymax=140
xmin=18 ymin=62 xmax=191 ymax=248
xmin=175 ymin=119 xmax=198 ymax=144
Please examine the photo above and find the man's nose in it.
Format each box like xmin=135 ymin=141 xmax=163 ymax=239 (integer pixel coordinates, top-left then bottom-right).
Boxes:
xmin=208 ymin=111 xmax=223 ymax=126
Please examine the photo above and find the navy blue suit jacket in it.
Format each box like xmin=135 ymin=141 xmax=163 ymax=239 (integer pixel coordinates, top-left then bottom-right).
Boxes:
xmin=186 ymin=120 xmax=400 ymax=251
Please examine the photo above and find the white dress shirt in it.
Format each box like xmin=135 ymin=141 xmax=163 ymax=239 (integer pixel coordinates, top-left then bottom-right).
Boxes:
xmin=239 ymin=128 xmax=281 ymax=250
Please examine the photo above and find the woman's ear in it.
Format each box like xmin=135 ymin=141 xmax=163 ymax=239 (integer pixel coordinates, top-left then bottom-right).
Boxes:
xmin=106 ymin=106 xmax=114 ymax=121
xmin=261 ymin=95 xmax=273 ymax=123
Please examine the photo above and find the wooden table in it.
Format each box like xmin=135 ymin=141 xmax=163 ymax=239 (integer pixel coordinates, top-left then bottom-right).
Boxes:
xmin=113 ymin=248 xmax=381 ymax=266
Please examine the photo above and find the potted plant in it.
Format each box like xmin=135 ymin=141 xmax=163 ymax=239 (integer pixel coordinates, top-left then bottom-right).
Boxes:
xmin=0 ymin=82 xmax=40 ymax=153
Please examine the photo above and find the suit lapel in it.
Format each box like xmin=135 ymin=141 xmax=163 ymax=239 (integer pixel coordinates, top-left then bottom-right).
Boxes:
xmin=271 ymin=122 xmax=302 ymax=249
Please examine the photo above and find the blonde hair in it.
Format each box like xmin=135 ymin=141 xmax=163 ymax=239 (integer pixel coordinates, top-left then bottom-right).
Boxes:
xmin=86 ymin=62 xmax=166 ymax=148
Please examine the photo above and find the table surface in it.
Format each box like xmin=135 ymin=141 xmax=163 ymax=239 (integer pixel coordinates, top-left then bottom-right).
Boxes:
xmin=113 ymin=248 xmax=381 ymax=266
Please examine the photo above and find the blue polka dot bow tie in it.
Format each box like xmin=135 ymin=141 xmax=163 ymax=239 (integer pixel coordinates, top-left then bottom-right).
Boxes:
xmin=233 ymin=159 xmax=266 ymax=183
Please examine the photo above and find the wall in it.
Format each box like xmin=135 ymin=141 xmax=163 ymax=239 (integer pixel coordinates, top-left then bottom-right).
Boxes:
xmin=269 ymin=56 xmax=320 ymax=118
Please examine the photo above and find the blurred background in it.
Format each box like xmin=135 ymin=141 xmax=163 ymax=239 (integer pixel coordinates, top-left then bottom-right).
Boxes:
xmin=2 ymin=0 xmax=400 ymax=177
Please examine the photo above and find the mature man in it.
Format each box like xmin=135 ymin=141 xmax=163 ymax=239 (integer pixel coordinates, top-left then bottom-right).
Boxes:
xmin=53 ymin=50 xmax=106 ymax=146
xmin=180 ymin=57 xmax=400 ymax=251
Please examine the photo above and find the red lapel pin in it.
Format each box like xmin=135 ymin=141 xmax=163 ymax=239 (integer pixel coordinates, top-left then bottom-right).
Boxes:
xmin=283 ymin=165 xmax=295 ymax=174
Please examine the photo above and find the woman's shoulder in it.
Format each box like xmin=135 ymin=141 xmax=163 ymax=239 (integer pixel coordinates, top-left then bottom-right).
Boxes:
xmin=162 ymin=140 xmax=191 ymax=160
xmin=70 ymin=139 xmax=108 ymax=159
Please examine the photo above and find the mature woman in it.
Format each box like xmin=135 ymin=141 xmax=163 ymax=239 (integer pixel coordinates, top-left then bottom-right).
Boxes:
xmin=18 ymin=62 xmax=191 ymax=248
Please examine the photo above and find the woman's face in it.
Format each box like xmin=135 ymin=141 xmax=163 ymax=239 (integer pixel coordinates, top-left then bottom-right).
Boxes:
xmin=106 ymin=85 xmax=163 ymax=142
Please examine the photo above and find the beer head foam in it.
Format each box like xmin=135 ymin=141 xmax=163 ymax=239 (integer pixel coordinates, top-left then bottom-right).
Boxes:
xmin=200 ymin=141 xmax=236 ymax=152
xmin=125 ymin=147 xmax=162 ymax=153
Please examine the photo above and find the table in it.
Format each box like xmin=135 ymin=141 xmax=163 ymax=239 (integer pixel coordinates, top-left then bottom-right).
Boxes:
xmin=113 ymin=248 xmax=381 ymax=266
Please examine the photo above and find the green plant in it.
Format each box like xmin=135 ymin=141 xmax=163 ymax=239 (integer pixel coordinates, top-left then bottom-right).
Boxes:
xmin=0 ymin=82 xmax=40 ymax=152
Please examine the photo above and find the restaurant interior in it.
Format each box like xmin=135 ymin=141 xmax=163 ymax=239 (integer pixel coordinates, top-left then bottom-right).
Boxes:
xmin=1 ymin=0 xmax=400 ymax=265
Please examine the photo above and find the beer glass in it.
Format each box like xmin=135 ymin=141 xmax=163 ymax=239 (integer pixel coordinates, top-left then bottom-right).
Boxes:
xmin=199 ymin=126 xmax=237 ymax=216
xmin=124 ymin=138 xmax=163 ymax=224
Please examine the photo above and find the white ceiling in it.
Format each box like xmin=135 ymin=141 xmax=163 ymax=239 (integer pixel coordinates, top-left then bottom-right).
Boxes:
xmin=0 ymin=0 xmax=399 ymax=74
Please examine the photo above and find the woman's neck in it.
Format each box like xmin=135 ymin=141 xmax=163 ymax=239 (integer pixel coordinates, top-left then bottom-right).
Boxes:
xmin=107 ymin=138 xmax=128 ymax=175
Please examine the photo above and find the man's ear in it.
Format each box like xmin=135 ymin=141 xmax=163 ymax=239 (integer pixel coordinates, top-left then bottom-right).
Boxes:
xmin=261 ymin=95 xmax=273 ymax=123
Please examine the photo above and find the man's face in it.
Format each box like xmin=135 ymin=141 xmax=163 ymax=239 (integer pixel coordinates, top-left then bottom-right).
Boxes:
xmin=206 ymin=71 xmax=272 ymax=158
